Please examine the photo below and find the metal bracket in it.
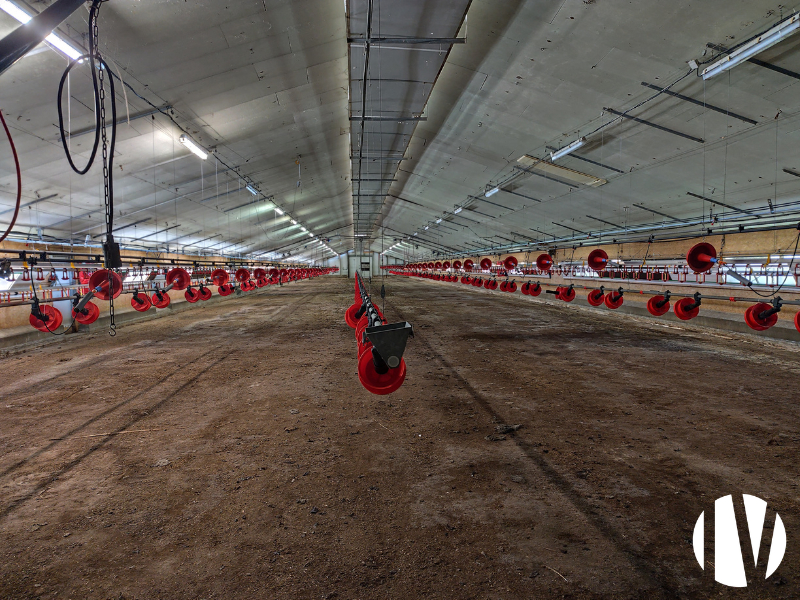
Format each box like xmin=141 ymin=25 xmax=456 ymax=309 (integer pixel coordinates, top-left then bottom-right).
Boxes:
xmin=365 ymin=321 xmax=414 ymax=369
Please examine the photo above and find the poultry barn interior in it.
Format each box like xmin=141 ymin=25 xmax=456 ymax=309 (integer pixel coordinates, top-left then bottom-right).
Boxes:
xmin=0 ymin=0 xmax=799 ymax=598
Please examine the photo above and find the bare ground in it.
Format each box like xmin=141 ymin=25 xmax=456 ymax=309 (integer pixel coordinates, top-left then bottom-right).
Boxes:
xmin=0 ymin=276 xmax=798 ymax=599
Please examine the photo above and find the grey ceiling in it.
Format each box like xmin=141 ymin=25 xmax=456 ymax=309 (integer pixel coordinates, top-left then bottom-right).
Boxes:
xmin=1 ymin=0 xmax=800 ymax=262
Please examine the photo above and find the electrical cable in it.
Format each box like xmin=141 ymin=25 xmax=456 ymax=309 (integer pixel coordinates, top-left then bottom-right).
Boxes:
xmin=0 ymin=109 xmax=21 ymax=243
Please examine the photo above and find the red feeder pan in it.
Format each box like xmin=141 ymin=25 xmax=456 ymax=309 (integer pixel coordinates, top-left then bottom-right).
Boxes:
xmin=198 ymin=286 xmax=213 ymax=300
xmin=604 ymin=291 xmax=624 ymax=309
xmin=453 ymin=260 xmax=463 ymax=269
xmin=357 ymin=350 xmax=407 ymax=395
xmin=587 ymin=289 xmax=605 ymax=307
xmin=166 ymin=268 xmax=191 ymax=291
xmin=185 ymin=288 xmax=201 ymax=303
xmin=686 ymin=243 xmax=717 ymax=273
xmin=647 ymin=295 xmax=670 ymax=316
xmin=30 ymin=305 xmax=63 ymax=332
xmin=674 ymin=297 xmax=700 ymax=320
xmin=131 ymin=292 xmax=152 ymax=312
xmin=536 ymin=254 xmax=552 ymax=271
xmin=152 ymin=291 xmax=171 ymax=309
xmin=88 ymin=269 xmax=123 ymax=301
xmin=73 ymin=301 xmax=100 ymax=325
xmin=235 ymin=268 xmax=251 ymax=283
xmin=211 ymin=269 xmax=229 ymax=286
xmin=744 ymin=302 xmax=778 ymax=331
xmin=587 ymin=249 xmax=609 ymax=272
xmin=463 ymin=259 xmax=474 ymax=271
xmin=503 ymin=256 xmax=518 ymax=270
xmin=480 ymin=258 xmax=492 ymax=270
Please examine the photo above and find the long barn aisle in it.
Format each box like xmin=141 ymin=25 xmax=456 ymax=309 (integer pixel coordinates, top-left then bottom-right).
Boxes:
xmin=1 ymin=276 xmax=797 ymax=599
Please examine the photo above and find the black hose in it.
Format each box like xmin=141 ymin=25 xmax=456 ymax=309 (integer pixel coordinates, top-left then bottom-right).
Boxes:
xmin=0 ymin=109 xmax=21 ymax=243
xmin=56 ymin=55 xmax=100 ymax=174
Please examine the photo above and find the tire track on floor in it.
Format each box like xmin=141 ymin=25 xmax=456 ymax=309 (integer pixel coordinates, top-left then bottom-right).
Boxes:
xmin=387 ymin=298 xmax=675 ymax=594
xmin=0 ymin=292 xmax=319 ymax=520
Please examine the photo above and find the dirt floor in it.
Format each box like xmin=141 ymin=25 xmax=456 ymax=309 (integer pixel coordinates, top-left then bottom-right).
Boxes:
xmin=0 ymin=275 xmax=798 ymax=599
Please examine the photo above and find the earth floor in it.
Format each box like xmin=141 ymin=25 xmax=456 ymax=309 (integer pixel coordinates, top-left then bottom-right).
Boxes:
xmin=0 ymin=275 xmax=798 ymax=599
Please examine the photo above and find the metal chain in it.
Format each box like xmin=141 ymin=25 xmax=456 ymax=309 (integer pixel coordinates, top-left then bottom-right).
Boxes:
xmin=92 ymin=1 xmax=116 ymax=336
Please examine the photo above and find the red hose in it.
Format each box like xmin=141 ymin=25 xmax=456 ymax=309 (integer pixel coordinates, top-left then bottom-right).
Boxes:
xmin=0 ymin=109 xmax=21 ymax=243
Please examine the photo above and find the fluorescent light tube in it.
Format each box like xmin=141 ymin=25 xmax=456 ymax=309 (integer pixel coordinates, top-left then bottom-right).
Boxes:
xmin=291 ymin=219 xmax=297 ymax=225
xmin=300 ymin=227 xmax=307 ymax=232
xmin=454 ymin=207 xmax=462 ymax=214
xmin=702 ymin=15 xmax=800 ymax=79
xmin=424 ymin=226 xmax=429 ymax=230
xmin=550 ymin=137 xmax=586 ymax=161
xmin=246 ymin=185 xmax=258 ymax=196
xmin=485 ymin=187 xmax=499 ymax=197
xmin=179 ymin=134 xmax=208 ymax=160
xmin=308 ymin=233 xmax=313 ymax=237
xmin=436 ymin=218 xmax=442 ymax=224
xmin=275 ymin=207 xmax=284 ymax=215
xmin=0 ymin=0 xmax=82 ymax=60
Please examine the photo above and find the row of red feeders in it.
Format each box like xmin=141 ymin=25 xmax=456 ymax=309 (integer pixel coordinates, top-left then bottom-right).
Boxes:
xmin=344 ymin=273 xmax=412 ymax=395
xmin=28 ymin=265 xmax=338 ymax=333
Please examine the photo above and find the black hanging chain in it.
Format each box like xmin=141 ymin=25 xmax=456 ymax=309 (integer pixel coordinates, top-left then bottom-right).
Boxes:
xmin=91 ymin=0 xmax=117 ymax=336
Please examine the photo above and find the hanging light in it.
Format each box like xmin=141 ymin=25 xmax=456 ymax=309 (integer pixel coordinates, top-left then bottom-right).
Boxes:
xmin=179 ymin=134 xmax=208 ymax=160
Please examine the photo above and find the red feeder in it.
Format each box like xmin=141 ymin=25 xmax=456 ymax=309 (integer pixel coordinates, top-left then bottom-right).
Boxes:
xmin=199 ymin=286 xmax=213 ymax=301
xmin=256 ymin=276 xmax=269 ymax=287
xmin=131 ymin=291 xmax=152 ymax=312
xmin=795 ymin=312 xmax=800 ymax=333
xmin=88 ymin=269 xmax=123 ymax=301
xmin=461 ymin=276 xmax=471 ymax=284
xmin=30 ymin=305 xmax=63 ymax=332
xmin=587 ymin=249 xmax=609 ymax=272
xmin=152 ymin=291 xmax=171 ymax=309
xmin=185 ymin=288 xmax=201 ymax=303
xmin=536 ymin=254 xmax=553 ymax=271
xmin=166 ymin=268 xmax=191 ymax=291
xmin=605 ymin=290 xmax=624 ymax=309
xmin=73 ymin=301 xmax=100 ymax=325
xmin=218 ymin=284 xmax=234 ymax=297
xmin=464 ymin=259 xmax=474 ymax=271
xmin=503 ymin=256 xmax=518 ymax=270
xmin=499 ymin=281 xmax=508 ymax=292
xmin=357 ymin=349 xmax=407 ymax=395
xmin=345 ymin=303 xmax=363 ymax=328
xmin=435 ymin=261 xmax=442 ymax=269
xmin=744 ymin=302 xmax=778 ymax=331
xmin=686 ymin=243 xmax=717 ymax=273
xmin=453 ymin=260 xmax=463 ymax=269
xmin=254 ymin=268 xmax=267 ymax=279
xmin=235 ymin=268 xmax=251 ymax=283
xmin=480 ymin=258 xmax=492 ymax=270
xmin=646 ymin=295 xmax=670 ymax=316
xmin=587 ymin=289 xmax=605 ymax=307
xmin=211 ymin=269 xmax=229 ymax=286
xmin=674 ymin=297 xmax=700 ymax=320
xmin=443 ymin=261 xmax=451 ymax=269
xmin=557 ymin=286 xmax=576 ymax=302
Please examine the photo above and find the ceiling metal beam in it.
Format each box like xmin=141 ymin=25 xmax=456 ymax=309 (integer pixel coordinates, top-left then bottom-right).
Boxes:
xmin=603 ymin=107 xmax=705 ymax=143
xmin=686 ymin=192 xmax=760 ymax=218
xmin=585 ymin=215 xmax=622 ymax=229
xmin=632 ymin=203 xmax=684 ymax=222
xmin=349 ymin=116 xmax=427 ymax=122
xmin=348 ymin=37 xmax=466 ymax=45
xmin=500 ymin=188 xmax=542 ymax=203
xmin=552 ymin=222 xmax=589 ymax=235
xmin=66 ymin=107 xmax=170 ymax=138
xmin=640 ymin=82 xmax=757 ymax=125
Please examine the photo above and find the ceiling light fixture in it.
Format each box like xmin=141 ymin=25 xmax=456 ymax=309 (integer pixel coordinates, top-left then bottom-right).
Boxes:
xmin=0 ymin=0 xmax=82 ymax=60
xmin=179 ymin=134 xmax=208 ymax=160
xmin=291 ymin=219 xmax=297 ymax=225
xmin=436 ymin=218 xmax=442 ymax=224
xmin=485 ymin=187 xmax=499 ymax=197
xmin=246 ymin=185 xmax=258 ymax=196
xmin=275 ymin=207 xmax=284 ymax=215
xmin=702 ymin=15 xmax=800 ymax=79
xmin=550 ymin=137 xmax=586 ymax=161
xmin=424 ymin=226 xmax=429 ymax=230
xmin=454 ymin=206 xmax=462 ymax=214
